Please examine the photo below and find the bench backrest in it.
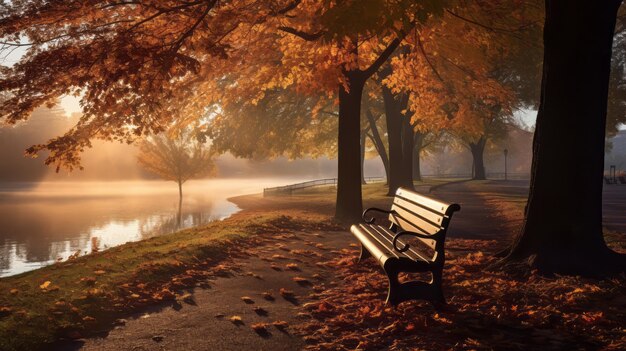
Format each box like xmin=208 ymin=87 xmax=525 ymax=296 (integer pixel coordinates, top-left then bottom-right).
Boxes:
xmin=388 ymin=188 xmax=460 ymax=260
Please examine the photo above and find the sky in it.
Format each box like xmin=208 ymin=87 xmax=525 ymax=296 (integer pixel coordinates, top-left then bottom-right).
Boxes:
xmin=60 ymin=96 xmax=82 ymax=116
xmin=514 ymin=108 xmax=537 ymax=129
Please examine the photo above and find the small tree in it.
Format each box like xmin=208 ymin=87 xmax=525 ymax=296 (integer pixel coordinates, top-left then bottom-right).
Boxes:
xmin=137 ymin=128 xmax=215 ymax=207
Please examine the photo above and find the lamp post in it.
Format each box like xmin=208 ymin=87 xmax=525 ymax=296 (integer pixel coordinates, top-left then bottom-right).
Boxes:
xmin=504 ymin=148 xmax=508 ymax=181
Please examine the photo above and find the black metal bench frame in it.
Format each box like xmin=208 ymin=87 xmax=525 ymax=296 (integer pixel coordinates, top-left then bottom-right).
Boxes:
xmin=350 ymin=187 xmax=460 ymax=306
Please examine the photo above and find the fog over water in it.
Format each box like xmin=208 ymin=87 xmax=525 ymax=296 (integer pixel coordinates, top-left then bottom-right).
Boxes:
xmin=0 ymin=178 xmax=302 ymax=277
xmin=0 ymin=107 xmax=385 ymax=277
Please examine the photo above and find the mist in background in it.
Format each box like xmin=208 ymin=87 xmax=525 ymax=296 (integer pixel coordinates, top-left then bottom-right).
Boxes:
xmin=1 ymin=105 xmax=624 ymax=182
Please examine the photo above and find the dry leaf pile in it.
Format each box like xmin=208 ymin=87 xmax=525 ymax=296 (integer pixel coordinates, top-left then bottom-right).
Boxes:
xmin=293 ymin=239 xmax=626 ymax=350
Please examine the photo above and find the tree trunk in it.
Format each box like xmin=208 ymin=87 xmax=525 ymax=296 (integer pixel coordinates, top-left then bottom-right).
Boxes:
xmin=335 ymin=70 xmax=365 ymax=220
xmin=501 ymin=0 xmax=626 ymax=275
xmin=469 ymin=136 xmax=487 ymax=180
xmin=382 ymin=83 xmax=413 ymax=195
xmin=177 ymin=180 xmax=183 ymax=227
xmin=401 ymin=114 xmax=415 ymax=189
xmin=413 ymin=132 xmax=424 ymax=182
xmin=366 ymin=110 xmax=390 ymax=181
xmin=360 ymin=130 xmax=367 ymax=185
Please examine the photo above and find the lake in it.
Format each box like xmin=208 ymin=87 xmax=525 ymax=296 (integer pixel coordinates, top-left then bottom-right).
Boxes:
xmin=0 ymin=178 xmax=301 ymax=277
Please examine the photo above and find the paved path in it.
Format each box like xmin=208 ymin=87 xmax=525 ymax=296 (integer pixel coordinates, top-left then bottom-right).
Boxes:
xmin=59 ymin=230 xmax=354 ymax=351
xmin=431 ymin=180 xmax=521 ymax=242
xmin=433 ymin=180 xmax=626 ymax=238
xmin=603 ymin=184 xmax=626 ymax=234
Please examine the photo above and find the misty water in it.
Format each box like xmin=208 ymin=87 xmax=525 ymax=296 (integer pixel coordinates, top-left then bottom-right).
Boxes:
xmin=0 ymin=178 xmax=300 ymax=277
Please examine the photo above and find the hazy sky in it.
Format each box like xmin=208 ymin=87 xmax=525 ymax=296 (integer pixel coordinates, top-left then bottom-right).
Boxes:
xmin=514 ymin=109 xmax=537 ymax=129
xmin=60 ymin=96 xmax=82 ymax=115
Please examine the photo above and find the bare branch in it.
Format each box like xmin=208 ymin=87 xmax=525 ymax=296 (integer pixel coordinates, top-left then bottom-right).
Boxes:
xmin=417 ymin=34 xmax=444 ymax=83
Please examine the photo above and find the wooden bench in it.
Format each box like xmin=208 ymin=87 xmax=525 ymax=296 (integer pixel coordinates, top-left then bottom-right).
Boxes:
xmin=350 ymin=187 xmax=460 ymax=306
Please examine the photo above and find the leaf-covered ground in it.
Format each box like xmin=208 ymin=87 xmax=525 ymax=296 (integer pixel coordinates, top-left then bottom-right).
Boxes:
xmin=1 ymin=180 xmax=624 ymax=350
xmin=295 ymin=239 xmax=626 ymax=350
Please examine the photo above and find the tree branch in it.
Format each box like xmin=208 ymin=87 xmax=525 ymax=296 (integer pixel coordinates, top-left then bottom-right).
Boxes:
xmin=417 ymin=34 xmax=444 ymax=83
xmin=274 ymin=0 xmax=302 ymax=15
xmin=277 ymin=26 xmax=325 ymax=41
xmin=445 ymin=9 xmax=529 ymax=34
xmin=362 ymin=26 xmax=413 ymax=78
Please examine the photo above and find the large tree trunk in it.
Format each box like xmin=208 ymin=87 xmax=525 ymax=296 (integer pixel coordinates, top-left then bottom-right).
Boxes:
xmin=502 ymin=0 xmax=626 ymax=275
xmin=382 ymin=84 xmax=413 ymax=195
xmin=360 ymin=130 xmax=367 ymax=185
xmin=401 ymin=114 xmax=415 ymax=189
xmin=365 ymin=110 xmax=390 ymax=181
xmin=469 ymin=136 xmax=487 ymax=180
xmin=413 ymin=132 xmax=424 ymax=182
xmin=335 ymin=70 xmax=365 ymax=220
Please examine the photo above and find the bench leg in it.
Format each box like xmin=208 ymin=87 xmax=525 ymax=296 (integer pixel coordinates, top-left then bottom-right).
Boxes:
xmin=385 ymin=269 xmax=446 ymax=306
xmin=431 ymin=268 xmax=446 ymax=306
xmin=385 ymin=269 xmax=402 ymax=306
xmin=357 ymin=244 xmax=372 ymax=263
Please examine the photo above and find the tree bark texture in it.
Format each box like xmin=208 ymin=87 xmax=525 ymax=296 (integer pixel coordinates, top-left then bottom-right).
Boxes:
xmin=382 ymin=84 xmax=414 ymax=195
xmin=360 ymin=130 xmax=367 ymax=185
xmin=503 ymin=0 xmax=626 ymax=275
xmin=335 ymin=71 xmax=365 ymax=220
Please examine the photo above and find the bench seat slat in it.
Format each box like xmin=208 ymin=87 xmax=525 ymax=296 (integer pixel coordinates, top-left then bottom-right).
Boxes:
xmin=398 ymin=218 xmax=437 ymax=250
xmin=357 ymin=224 xmax=400 ymax=260
xmin=363 ymin=224 xmax=433 ymax=263
xmin=351 ymin=225 xmax=398 ymax=264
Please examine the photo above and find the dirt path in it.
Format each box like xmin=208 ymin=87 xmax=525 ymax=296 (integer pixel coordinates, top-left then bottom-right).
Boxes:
xmin=58 ymin=230 xmax=354 ymax=351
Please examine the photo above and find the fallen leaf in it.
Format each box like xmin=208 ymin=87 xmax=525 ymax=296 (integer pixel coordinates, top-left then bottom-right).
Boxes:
xmin=241 ymin=296 xmax=254 ymax=304
xmin=229 ymin=315 xmax=244 ymax=325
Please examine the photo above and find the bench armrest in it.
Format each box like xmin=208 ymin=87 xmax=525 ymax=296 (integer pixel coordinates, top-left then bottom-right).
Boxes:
xmin=362 ymin=207 xmax=396 ymax=224
xmin=392 ymin=230 xmax=440 ymax=253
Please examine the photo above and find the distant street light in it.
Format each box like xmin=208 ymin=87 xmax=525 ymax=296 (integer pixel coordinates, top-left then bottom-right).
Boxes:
xmin=504 ymin=149 xmax=509 ymax=181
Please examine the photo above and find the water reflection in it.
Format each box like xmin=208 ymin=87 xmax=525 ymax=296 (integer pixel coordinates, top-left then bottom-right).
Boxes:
xmin=0 ymin=178 xmax=297 ymax=277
